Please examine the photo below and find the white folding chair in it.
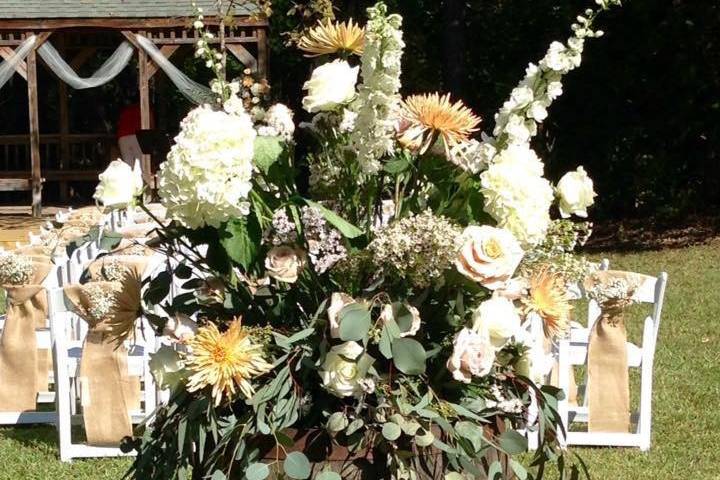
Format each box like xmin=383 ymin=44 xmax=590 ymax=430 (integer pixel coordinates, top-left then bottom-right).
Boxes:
xmin=0 ymin=254 xmax=67 ymax=425
xmin=558 ymin=270 xmax=668 ymax=450
xmin=524 ymin=259 xmax=609 ymax=450
xmin=47 ymin=286 xmax=158 ymax=461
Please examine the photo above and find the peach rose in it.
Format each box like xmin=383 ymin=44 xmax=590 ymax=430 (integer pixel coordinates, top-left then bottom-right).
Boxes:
xmin=265 ymin=246 xmax=307 ymax=283
xmin=455 ymin=225 xmax=524 ymax=289
xmin=446 ymin=328 xmax=496 ymax=383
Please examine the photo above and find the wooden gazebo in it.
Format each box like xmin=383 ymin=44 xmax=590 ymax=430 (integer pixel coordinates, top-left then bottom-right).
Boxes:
xmin=0 ymin=1 xmax=268 ymax=216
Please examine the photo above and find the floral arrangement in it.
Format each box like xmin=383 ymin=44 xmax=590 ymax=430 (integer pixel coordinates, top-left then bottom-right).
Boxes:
xmin=0 ymin=251 xmax=33 ymax=285
xmin=130 ymin=2 xmax=622 ymax=479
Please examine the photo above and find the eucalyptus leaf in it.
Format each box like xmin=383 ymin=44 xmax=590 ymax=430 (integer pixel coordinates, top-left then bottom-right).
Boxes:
xmin=338 ymin=303 xmax=371 ymax=341
xmin=327 ymin=412 xmax=348 ymax=432
xmin=488 ymin=460 xmax=503 ymax=480
xmin=510 ymin=459 xmax=528 ymax=480
xmin=283 ymin=452 xmax=311 ymax=479
xmin=455 ymin=421 xmax=484 ymax=452
xmin=498 ymin=429 xmax=528 ymax=455
xmin=210 ymin=470 xmax=227 ymax=480
xmin=382 ymin=422 xmax=402 ymax=441
xmin=415 ymin=429 xmax=435 ymax=447
xmin=254 ymin=135 xmax=285 ymax=174
xmin=245 ymin=462 xmax=270 ymax=480
xmin=391 ymin=338 xmax=426 ymax=375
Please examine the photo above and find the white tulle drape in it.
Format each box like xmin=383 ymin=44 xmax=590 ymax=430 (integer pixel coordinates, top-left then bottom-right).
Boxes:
xmin=135 ymin=34 xmax=214 ymax=105
xmin=0 ymin=34 xmax=214 ymax=106
xmin=37 ymin=40 xmax=135 ymax=89
xmin=0 ymin=35 xmax=37 ymax=90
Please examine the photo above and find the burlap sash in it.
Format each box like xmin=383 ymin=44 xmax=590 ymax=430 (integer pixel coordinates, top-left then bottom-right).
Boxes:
xmin=0 ymin=261 xmax=52 ymax=411
xmin=86 ymin=254 xmax=153 ymax=412
xmin=584 ymin=270 xmax=653 ymax=432
xmin=117 ymin=223 xmax=158 ymax=240
xmin=64 ymin=278 xmax=143 ymax=446
xmin=63 ymin=206 xmax=104 ymax=229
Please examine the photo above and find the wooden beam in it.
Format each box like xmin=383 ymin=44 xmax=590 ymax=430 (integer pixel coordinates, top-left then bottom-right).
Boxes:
xmin=257 ymin=28 xmax=268 ymax=80
xmin=27 ymin=43 xmax=42 ymax=217
xmin=0 ymin=46 xmax=27 ymax=80
xmin=0 ymin=178 xmax=31 ymax=192
xmin=0 ymin=17 xmax=267 ymax=30
xmin=147 ymin=45 xmax=179 ymax=79
xmin=120 ymin=30 xmax=142 ymax=50
xmin=138 ymin=37 xmax=153 ymax=188
xmin=226 ymin=44 xmax=257 ymax=72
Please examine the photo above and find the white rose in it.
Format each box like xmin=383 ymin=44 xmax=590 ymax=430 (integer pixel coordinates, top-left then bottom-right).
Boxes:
xmin=472 ymin=296 xmax=521 ymax=348
xmin=379 ymin=303 xmax=422 ymax=337
xmin=93 ymin=159 xmax=143 ymax=206
xmin=319 ymin=341 xmax=375 ymax=398
xmin=302 ymin=60 xmax=359 ymax=113
xmin=265 ymin=246 xmax=306 ymax=283
xmin=455 ymin=225 xmax=524 ymax=290
xmin=446 ymin=328 xmax=496 ymax=383
xmin=556 ymin=166 xmax=597 ymax=218
xmin=327 ymin=292 xmax=356 ymax=339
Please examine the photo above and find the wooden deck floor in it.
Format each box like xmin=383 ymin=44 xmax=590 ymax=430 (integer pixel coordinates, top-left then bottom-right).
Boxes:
xmin=0 ymin=206 xmax=62 ymax=250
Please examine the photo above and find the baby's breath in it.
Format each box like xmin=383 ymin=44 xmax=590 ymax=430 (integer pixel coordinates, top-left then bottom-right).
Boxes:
xmin=0 ymin=252 xmax=33 ymax=285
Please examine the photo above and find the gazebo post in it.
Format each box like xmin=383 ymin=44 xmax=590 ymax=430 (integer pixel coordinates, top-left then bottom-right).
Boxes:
xmin=27 ymin=37 xmax=42 ymax=217
xmin=138 ymin=34 xmax=152 ymax=188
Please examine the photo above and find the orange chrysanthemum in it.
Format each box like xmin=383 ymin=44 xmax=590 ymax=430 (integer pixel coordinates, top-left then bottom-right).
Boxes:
xmin=298 ymin=19 xmax=366 ymax=57
xmin=397 ymin=93 xmax=481 ymax=155
xmin=185 ymin=319 xmax=273 ymax=406
xmin=523 ymin=268 xmax=573 ymax=339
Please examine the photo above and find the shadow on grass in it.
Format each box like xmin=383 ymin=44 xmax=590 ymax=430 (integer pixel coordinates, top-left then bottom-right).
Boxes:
xmin=0 ymin=424 xmax=58 ymax=451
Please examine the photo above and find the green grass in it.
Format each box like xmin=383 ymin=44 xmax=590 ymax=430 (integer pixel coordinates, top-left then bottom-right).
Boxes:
xmin=0 ymin=241 xmax=719 ymax=479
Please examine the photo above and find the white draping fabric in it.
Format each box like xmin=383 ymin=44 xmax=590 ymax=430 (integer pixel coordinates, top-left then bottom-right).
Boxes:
xmin=0 ymin=34 xmax=214 ymax=106
xmin=134 ymin=34 xmax=214 ymax=105
xmin=0 ymin=35 xmax=37 ymax=90
xmin=37 ymin=40 xmax=134 ymax=90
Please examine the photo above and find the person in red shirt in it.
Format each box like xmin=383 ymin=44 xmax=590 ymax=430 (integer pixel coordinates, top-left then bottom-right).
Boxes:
xmin=117 ymin=102 xmax=144 ymax=167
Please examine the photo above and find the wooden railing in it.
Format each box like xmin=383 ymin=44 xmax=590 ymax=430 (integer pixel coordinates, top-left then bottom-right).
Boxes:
xmin=0 ymin=133 xmax=116 ymax=200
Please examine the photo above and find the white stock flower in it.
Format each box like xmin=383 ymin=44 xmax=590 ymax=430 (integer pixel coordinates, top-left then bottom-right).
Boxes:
xmin=350 ymin=4 xmax=405 ymax=174
xmin=455 ymin=225 xmax=524 ymax=289
xmin=556 ymin=166 xmax=597 ymax=218
xmin=319 ymin=341 xmax=374 ymax=397
xmin=158 ymin=105 xmax=256 ymax=229
xmin=302 ymin=60 xmax=359 ymax=113
xmin=472 ymin=296 xmax=521 ymax=348
xmin=93 ymin=159 xmax=143 ymax=207
xmin=480 ymin=144 xmax=554 ymax=246
xmin=446 ymin=328 xmax=495 ymax=383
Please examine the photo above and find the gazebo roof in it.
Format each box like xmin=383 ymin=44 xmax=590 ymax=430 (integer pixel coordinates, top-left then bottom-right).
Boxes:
xmin=1 ymin=1 xmax=255 ymax=19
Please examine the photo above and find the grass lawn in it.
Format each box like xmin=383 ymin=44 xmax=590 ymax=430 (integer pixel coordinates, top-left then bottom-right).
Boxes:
xmin=0 ymin=240 xmax=718 ymax=479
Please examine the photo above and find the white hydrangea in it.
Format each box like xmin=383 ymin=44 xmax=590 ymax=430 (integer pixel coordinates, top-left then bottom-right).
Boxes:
xmin=480 ymin=144 xmax=554 ymax=246
xmin=258 ymin=103 xmax=295 ymax=141
xmin=349 ymin=3 xmax=405 ymax=174
xmin=158 ymin=104 xmax=257 ymax=229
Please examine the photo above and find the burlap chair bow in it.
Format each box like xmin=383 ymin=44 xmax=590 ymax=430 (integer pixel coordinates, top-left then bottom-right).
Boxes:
xmin=0 ymin=259 xmax=53 ymax=411
xmin=583 ymin=270 xmax=654 ymax=432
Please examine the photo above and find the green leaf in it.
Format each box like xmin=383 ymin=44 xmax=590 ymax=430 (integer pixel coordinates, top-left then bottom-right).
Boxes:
xmin=245 ymin=462 xmax=270 ymax=480
xmin=211 ymin=470 xmax=227 ymax=480
xmin=254 ymin=136 xmax=285 ymax=174
xmin=455 ymin=421 xmax=484 ymax=452
xmin=383 ymin=156 xmax=411 ymax=174
xmin=498 ymin=430 xmax=528 ymax=455
xmin=488 ymin=460 xmax=503 ymax=480
xmin=99 ymin=230 xmax=123 ymax=251
xmin=315 ymin=472 xmax=342 ymax=480
xmin=220 ymin=216 xmax=261 ymax=270
xmin=415 ymin=429 xmax=435 ymax=447
xmin=346 ymin=418 xmax=364 ymax=435
xmin=391 ymin=338 xmax=426 ymax=375
xmin=283 ymin=452 xmax=311 ymax=479
xmin=303 ymin=199 xmax=363 ymax=239
xmin=444 ymin=473 xmax=465 ymax=480
xmin=327 ymin=412 xmax=348 ymax=433
xmin=510 ymin=459 xmax=528 ymax=480
xmin=382 ymin=422 xmax=402 ymax=441
xmin=394 ymin=303 xmax=416 ymax=335
xmin=338 ymin=303 xmax=371 ymax=341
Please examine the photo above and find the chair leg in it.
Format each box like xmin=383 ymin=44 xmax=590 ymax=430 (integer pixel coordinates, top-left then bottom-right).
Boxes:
xmin=638 ymin=319 xmax=655 ymax=451
xmin=557 ymin=339 xmax=571 ymax=449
